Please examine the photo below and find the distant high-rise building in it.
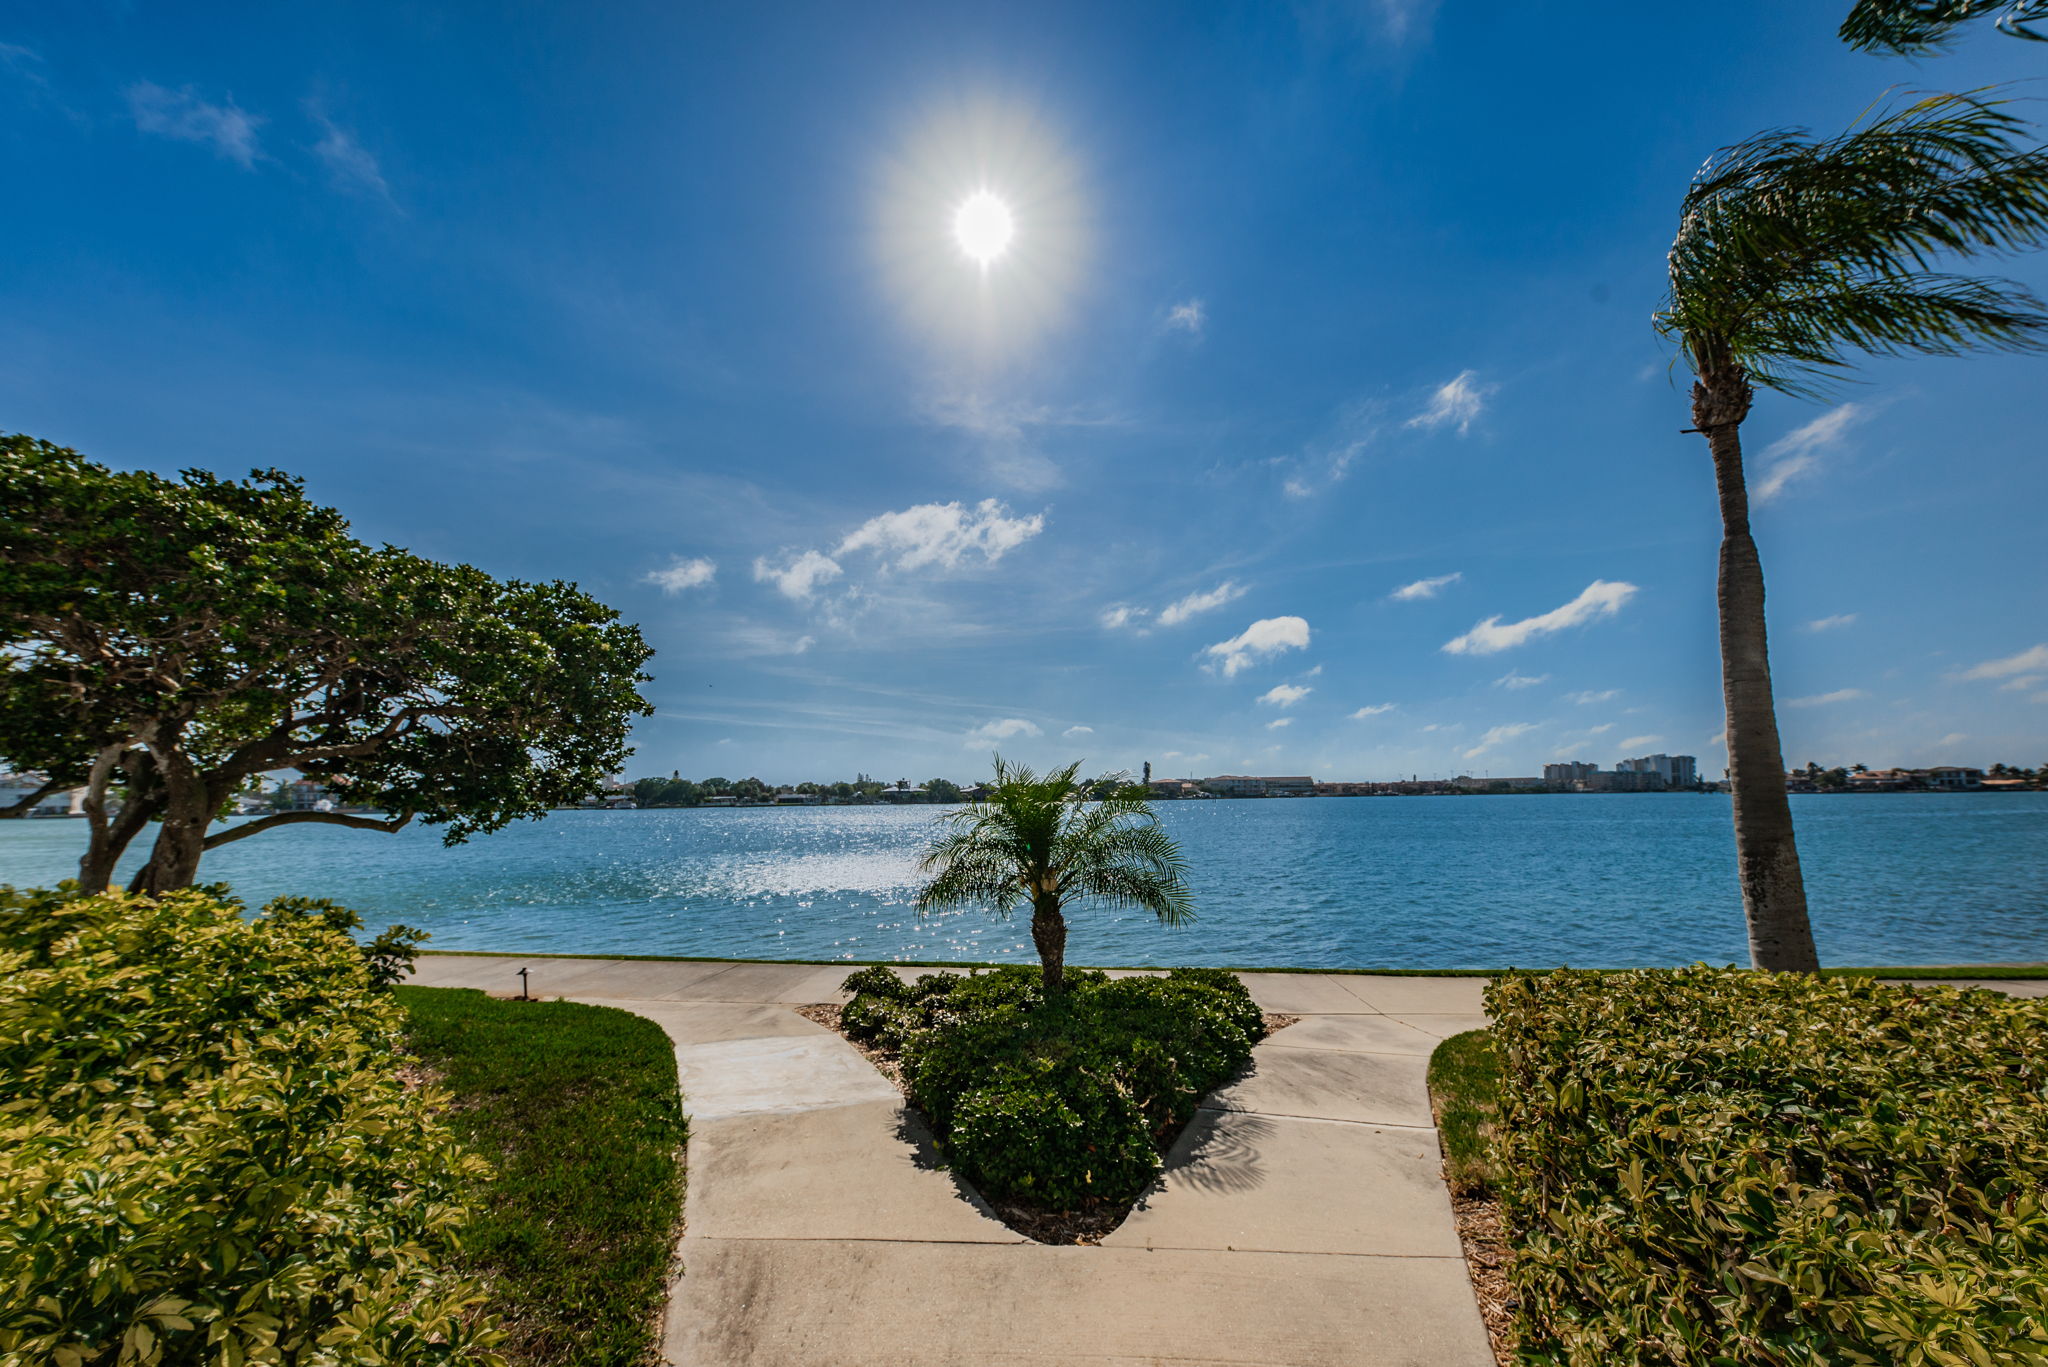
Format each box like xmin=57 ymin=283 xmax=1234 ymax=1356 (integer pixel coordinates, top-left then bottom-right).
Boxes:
xmin=1544 ymin=761 xmax=1599 ymax=784
xmin=1616 ymin=754 xmax=1698 ymax=788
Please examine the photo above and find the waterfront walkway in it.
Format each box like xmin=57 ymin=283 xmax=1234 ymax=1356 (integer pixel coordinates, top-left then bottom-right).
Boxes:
xmin=407 ymin=955 xmax=1497 ymax=1367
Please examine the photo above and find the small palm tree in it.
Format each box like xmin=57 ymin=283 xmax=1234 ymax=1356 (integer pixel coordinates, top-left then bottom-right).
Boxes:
xmin=1841 ymin=0 xmax=2048 ymax=53
xmin=1655 ymin=92 xmax=2048 ymax=971
xmin=915 ymin=756 xmax=1193 ymax=991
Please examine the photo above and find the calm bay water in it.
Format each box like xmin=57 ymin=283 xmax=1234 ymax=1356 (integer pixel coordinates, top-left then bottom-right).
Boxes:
xmin=3 ymin=793 xmax=2044 ymax=969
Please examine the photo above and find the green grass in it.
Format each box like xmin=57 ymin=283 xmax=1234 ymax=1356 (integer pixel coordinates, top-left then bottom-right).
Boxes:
xmin=422 ymin=948 xmax=2048 ymax=979
xmin=1427 ymin=1028 xmax=1502 ymax=1196
xmin=397 ymin=987 xmax=686 ymax=1367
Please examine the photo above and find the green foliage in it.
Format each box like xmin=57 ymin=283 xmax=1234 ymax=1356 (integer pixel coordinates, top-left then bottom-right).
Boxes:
xmin=1487 ymin=967 xmax=2048 ymax=1366
xmin=1656 ymin=92 xmax=2048 ymax=396
xmin=257 ymin=893 xmax=427 ymax=989
xmin=397 ymin=988 xmax=685 ymax=1367
xmin=850 ymin=967 xmax=1263 ymax=1209
xmin=0 ymin=885 xmax=499 ymax=1367
xmin=837 ymin=965 xmax=911 ymax=1003
xmin=1425 ymin=1029 xmax=1502 ymax=1197
xmin=0 ymin=434 xmax=653 ymax=890
xmin=1842 ymin=0 xmax=2048 ymax=52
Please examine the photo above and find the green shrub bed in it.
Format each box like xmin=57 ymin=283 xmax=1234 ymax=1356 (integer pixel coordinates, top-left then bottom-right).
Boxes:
xmin=838 ymin=965 xmax=1265 ymax=1222
xmin=397 ymin=987 xmax=685 ymax=1367
xmin=1488 ymin=966 xmax=2048 ymax=1366
xmin=0 ymin=885 xmax=498 ymax=1367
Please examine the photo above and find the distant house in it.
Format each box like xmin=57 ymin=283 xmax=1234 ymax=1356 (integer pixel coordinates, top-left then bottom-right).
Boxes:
xmin=774 ymin=790 xmax=822 ymax=805
xmin=701 ymin=794 xmax=739 ymax=806
xmin=1924 ymin=766 xmax=1985 ymax=790
xmin=1201 ymin=775 xmax=1315 ymax=798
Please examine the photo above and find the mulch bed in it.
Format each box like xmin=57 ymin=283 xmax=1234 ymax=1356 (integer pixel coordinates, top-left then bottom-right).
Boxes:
xmin=1447 ymin=1186 xmax=1515 ymax=1367
xmin=795 ymin=1002 xmax=1299 ymax=1246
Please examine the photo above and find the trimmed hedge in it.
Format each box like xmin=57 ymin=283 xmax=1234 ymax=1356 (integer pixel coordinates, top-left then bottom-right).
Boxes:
xmin=0 ymin=885 xmax=499 ymax=1367
xmin=842 ymin=965 xmax=1264 ymax=1210
xmin=1488 ymin=966 xmax=2048 ymax=1367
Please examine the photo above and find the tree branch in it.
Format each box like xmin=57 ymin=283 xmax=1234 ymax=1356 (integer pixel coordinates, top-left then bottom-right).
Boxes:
xmin=202 ymin=808 xmax=414 ymax=850
xmin=0 ymin=777 xmax=66 ymax=818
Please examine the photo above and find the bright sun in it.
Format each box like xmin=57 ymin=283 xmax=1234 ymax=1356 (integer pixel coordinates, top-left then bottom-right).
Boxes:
xmin=952 ymin=190 xmax=1015 ymax=266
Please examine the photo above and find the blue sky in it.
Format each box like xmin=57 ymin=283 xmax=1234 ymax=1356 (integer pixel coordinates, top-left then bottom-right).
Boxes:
xmin=4 ymin=2 xmax=2045 ymax=784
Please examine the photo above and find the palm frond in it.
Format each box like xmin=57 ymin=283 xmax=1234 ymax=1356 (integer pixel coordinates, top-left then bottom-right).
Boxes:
xmin=1842 ymin=0 xmax=2048 ymax=54
xmin=1656 ymin=91 xmax=2048 ymax=395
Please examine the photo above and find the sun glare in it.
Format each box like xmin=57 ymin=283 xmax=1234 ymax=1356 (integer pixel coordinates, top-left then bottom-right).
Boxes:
xmin=953 ymin=190 xmax=1015 ymax=266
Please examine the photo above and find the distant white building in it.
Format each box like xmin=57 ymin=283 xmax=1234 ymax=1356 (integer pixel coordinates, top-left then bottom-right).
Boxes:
xmin=1924 ymin=766 xmax=1984 ymax=790
xmin=0 ymin=773 xmax=84 ymax=817
xmin=1543 ymin=761 xmax=1600 ymax=785
xmin=1616 ymin=754 xmax=1698 ymax=788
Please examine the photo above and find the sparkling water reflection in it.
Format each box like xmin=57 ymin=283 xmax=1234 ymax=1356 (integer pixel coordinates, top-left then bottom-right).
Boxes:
xmin=2 ymin=793 xmax=2043 ymax=968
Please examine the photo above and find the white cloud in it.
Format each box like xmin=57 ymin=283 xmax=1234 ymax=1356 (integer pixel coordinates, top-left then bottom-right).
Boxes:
xmin=1203 ymin=616 xmax=1312 ymax=677
xmin=1755 ymin=404 xmax=1865 ymax=504
xmin=965 ymin=718 xmax=1042 ymax=747
xmin=1350 ymin=703 xmax=1397 ymax=718
xmin=1785 ymin=688 xmax=1868 ymax=708
xmin=1165 ymin=299 xmax=1205 ymax=336
xmin=1389 ymin=571 xmax=1462 ymax=602
xmin=1585 ymin=723 xmax=1615 ymax=735
xmin=838 ymin=498 xmax=1043 ymax=572
xmin=1161 ymin=750 xmax=1210 ymax=764
xmin=1158 ymin=580 xmax=1247 ymax=627
xmin=723 ymin=625 xmax=815 ymax=657
xmin=1709 ymin=729 xmax=1727 ymax=748
xmin=646 ymin=556 xmax=716 ymax=593
xmin=1284 ymin=401 xmax=1379 ymax=498
xmin=1493 ymin=670 xmax=1550 ymax=690
xmin=1100 ymin=604 xmax=1147 ymax=630
xmin=1443 ymin=581 xmax=1638 ymax=656
xmin=1999 ymin=676 xmax=2043 ymax=693
xmin=1463 ymin=722 xmax=1537 ymax=759
xmin=752 ymin=549 xmax=843 ymax=601
xmin=1804 ymin=614 xmax=1858 ymax=633
xmin=1955 ymin=644 xmax=2048 ymax=682
xmin=308 ymin=108 xmax=390 ymax=199
xmin=127 ymin=82 xmax=263 ymax=167
xmin=1062 ymin=725 xmax=1093 ymax=738
xmin=1936 ymin=732 xmax=1969 ymax=749
xmin=1258 ymin=683 xmax=1313 ymax=708
xmin=1564 ymin=689 xmax=1620 ymax=705
xmin=1618 ymin=734 xmax=1664 ymax=750
xmin=1266 ymin=717 xmax=1294 ymax=730
xmin=1405 ymin=371 xmax=1492 ymax=436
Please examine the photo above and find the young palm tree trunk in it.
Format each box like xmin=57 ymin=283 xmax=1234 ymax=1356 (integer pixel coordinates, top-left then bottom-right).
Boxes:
xmin=1698 ymin=377 xmax=1820 ymax=972
xmin=1031 ymin=901 xmax=1068 ymax=992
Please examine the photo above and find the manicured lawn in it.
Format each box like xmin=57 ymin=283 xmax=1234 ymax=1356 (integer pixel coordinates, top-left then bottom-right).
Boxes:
xmin=1426 ymin=1028 xmax=1501 ymax=1196
xmin=397 ymin=987 xmax=686 ymax=1367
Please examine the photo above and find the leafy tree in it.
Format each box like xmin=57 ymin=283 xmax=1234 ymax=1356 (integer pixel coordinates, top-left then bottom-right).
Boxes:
xmin=1842 ymin=0 xmax=2048 ymax=52
xmin=924 ymin=777 xmax=963 ymax=804
xmin=0 ymin=436 xmax=652 ymax=893
xmin=914 ymin=757 xmax=1192 ymax=991
xmin=1653 ymin=94 xmax=2048 ymax=971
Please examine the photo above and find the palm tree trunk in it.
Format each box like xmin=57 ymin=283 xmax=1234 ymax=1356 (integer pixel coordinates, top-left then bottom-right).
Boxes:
xmin=1031 ymin=900 xmax=1067 ymax=992
xmin=1697 ymin=376 xmax=1820 ymax=972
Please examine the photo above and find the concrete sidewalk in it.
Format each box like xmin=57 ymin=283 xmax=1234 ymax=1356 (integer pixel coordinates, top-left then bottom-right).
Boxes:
xmin=405 ymin=955 xmax=1497 ymax=1366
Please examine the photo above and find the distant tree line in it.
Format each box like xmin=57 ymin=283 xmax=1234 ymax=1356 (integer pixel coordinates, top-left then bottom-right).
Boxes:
xmin=627 ymin=773 xmax=966 ymax=806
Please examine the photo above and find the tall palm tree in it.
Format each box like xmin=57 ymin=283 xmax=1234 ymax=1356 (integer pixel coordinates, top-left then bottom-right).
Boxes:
xmin=915 ymin=756 xmax=1192 ymax=991
xmin=1655 ymin=92 xmax=2048 ymax=971
xmin=1841 ymin=0 xmax=2048 ymax=53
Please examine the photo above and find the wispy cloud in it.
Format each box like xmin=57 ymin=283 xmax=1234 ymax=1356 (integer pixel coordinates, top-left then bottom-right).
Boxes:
xmin=1203 ymin=616 xmax=1311 ymax=677
xmin=965 ymin=718 xmax=1042 ymax=747
xmin=1062 ymin=725 xmax=1093 ymax=738
xmin=1954 ymin=643 xmax=2048 ymax=681
xmin=1463 ymin=722 xmax=1536 ymax=759
xmin=1350 ymin=703 xmax=1397 ymax=718
xmin=1259 ymin=683 xmax=1313 ymax=708
xmin=920 ymin=395 xmax=1118 ymax=493
xmin=1266 ymin=717 xmax=1294 ymax=730
xmin=1493 ymin=670 xmax=1549 ymax=690
xmin=1804 ymin=613 xmax=1858 ymax=633
xmin=1164 ymin=299 xmax=1205 ymax=336
xmin=646 ymin=556 xmax=716 ymax=593
xmin=127 ymin=82 xmax=264 ymax=167
xmin=1158 ymin=580 xmax=1246 ymax=627
xmin=1161 ymin=750 xmax=1210 ymax=764
xmin=1389 ymin=571 xmax=1462 ymax=602
xmin=1999 ymin=676 xmax=2043 ymax=693
xmin=307 ymin=105 xmax=391 ymax=201
xmin=1785 ymin=688 xmax=1868 ymax=708
xmin=1755 ymin=404 xmax=1865 ymax=504
xmin=1443 ymin=581 xmax=1638 ymax=656
xmin=1099 ymin=605 xmax=1146 ymax=631
xmin=1284 ymin=401 xmax=1379 ymax=499
xmin=838 ymin=498 xmax=1043 ymax=572
xmin=1618 ymin=734 xmax=1664 ymax=750
xmin=1564 ymin=688 xmax=1620 ymax=705
xmin=1406 ymin=370 xmax=1492 ymax=436
xmin=753 ymin=549 xmax=843 ymax=601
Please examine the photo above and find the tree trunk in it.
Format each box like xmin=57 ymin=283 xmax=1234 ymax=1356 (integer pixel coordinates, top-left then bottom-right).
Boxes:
xmin=79 ymin=746 xmax=158 ymax=893
xmin=128 ymin=745 xmax=212 ymax=896
xmin=1697 ymin=375 xmax=1820 ymax=973
xmin=1031 ymin=900 xmax=1068 ymax=993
